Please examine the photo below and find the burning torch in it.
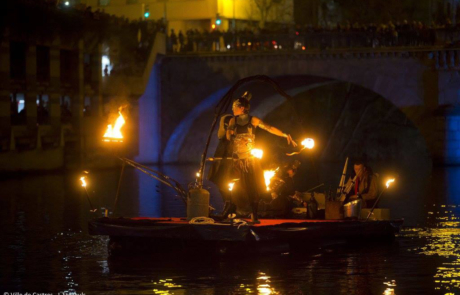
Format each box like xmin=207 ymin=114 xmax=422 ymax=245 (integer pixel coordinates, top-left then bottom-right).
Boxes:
xmin=103 ymin=106 xmax=126 ymax=143
xmin=286 ymin=138 xmax=315 ymax=156
xmin=80 ymin=176 xmax=97 ymax=213
xmin=366 ymin=178 xmax=395 ymax=221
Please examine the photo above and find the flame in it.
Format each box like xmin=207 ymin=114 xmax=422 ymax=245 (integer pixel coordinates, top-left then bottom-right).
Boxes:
xmin=103 ymin=111 xmax=125 ymax=142
xmin=228 ymin=182 xmax=235 ymax=191
xmin=80 ymin=176 xmax=87 ymax=187
xmin=251 ymin=148 xmax=263 ymax=159
xmin=386 ymin=178 xmax=395 ymax=188
xmin=263 ymin=168 xmax=279 ymax=191
xmin=196 ymin=172 xmax=201 ymax=178
xmin=301 ymin=138 xmax=315 ymax=149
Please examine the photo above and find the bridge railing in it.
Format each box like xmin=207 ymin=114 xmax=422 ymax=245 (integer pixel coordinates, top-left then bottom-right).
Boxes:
xmin=166 ymin=29 xmax=460 ymax=54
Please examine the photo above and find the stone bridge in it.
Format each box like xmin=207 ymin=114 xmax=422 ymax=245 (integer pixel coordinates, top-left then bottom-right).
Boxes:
xmin=133 ymin=48 xmax=460 ymax=166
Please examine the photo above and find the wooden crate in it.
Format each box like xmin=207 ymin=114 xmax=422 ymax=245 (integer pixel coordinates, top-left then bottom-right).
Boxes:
xmin=325 ymin=201 xmax=344 ymax=220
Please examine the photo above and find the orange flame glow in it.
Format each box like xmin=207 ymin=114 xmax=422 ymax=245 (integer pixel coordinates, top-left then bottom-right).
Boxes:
xmin=80 ymin=176 xmax=87 ymax=187
xmin=228 ymin=182 xmax=235 ymax=191
xmin=301 ymin=138 xmax=315 ymax=149
xmin=103 ymin=111 xmax=125 ymax=142
xmin=386 ymin=178 xmax=395 ymax=189
xmin=263 ymin=168 xmax=279 ymax=191
xmin=251 ymin=149 xmax=263 ymax=159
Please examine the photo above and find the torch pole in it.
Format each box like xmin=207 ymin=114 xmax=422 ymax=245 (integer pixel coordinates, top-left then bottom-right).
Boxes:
xmin=365 ymin=189 xmax=385 ymax=221
xmin=112 ymin=161 xmax=126 ymax=216
xmin=83 ymin=186 xmax=96 ymax=212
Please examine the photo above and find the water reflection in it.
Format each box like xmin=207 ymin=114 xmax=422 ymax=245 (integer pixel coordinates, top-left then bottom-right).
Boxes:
xmin=0 ymin=166 xmax=460 ymax=294
xmin=405 ymin=202 xmax=460 ymax=294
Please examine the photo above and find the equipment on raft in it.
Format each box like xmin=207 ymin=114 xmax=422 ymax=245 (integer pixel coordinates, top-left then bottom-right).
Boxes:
xmin=187 ymin=188 xmax=210 ymax=221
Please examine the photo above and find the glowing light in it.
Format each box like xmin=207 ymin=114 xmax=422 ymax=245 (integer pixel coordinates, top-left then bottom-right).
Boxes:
xmin=215 ymin=19 xmax=221 ymax=25
xmin=227 ymin=44 xmax=231 ymax=49
xmin=302 ymin=46 xmax=306 ymax=50
xmin=196 ymin=172 xmax=201 ymax=178
xmin=211 ymin=24 xmax=216 ymax=29
xmin=251 ymin=148 xmax=263 ymax=159
xmin=103 ymin=110 xmax=125 ymax=142
xmin=386 ymin=178 xmax=395 ymax=189
xmin=64 ymin=1 xmax=70 ymax=6
xmin=228 ymin=182 xmax=235 ymax=191
xmin=80 ymin=176 xmax=87 ymax=187
xmin=264 ymin=168 xmax=278 ymax=191
xmin=301 ymin=138 xmax=315 ymax=149
xmin=144 ymin=12 xmax=150 ymax=18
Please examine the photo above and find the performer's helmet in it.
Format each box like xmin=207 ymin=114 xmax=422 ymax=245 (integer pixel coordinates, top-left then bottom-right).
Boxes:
xmin=232 ymin=91 xmax=252 ymax=113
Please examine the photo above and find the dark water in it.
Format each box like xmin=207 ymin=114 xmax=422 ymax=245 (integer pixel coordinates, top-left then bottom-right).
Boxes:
xmin=1 ymin=163 xmax=460 ymax=295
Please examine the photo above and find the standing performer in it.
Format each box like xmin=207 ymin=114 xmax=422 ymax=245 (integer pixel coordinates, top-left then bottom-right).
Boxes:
xmin=208 ymin=114 xmax=234 ymax=217
xmin=226 ymin=92 xmax=297 ymax=223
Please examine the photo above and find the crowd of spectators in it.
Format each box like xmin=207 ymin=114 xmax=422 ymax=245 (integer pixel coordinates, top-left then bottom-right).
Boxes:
xmin=167 ymin=20 xmax=460 ymax=53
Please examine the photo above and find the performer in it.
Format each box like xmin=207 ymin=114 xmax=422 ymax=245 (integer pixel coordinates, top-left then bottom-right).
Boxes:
xmin=208 ymin=114 xmax=234 ymax=218
xmin=226 ymin=92 xmax=297 ymax=223
xmin=345 ymin=159 xmax=378 ymax=208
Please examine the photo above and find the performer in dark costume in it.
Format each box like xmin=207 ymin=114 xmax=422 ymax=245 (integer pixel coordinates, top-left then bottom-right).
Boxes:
xmin=226 ymin=93 xmax=297 ymax=223
xmin=208 ymin=114 xmax=234 ymax=217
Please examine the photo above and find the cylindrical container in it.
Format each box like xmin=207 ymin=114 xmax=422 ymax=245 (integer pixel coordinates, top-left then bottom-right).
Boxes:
xmin=187 ymin=188 xmax=210 ymax=221
xmin=343 ymin=199 xmax=362 ymax=219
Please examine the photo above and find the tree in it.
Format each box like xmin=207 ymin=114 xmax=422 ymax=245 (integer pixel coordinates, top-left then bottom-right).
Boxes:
xmin=252 ymin=0 xmax=291 ymax=28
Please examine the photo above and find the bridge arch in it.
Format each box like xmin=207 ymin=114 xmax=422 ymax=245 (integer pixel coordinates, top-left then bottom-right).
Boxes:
xmin=161 ymin=74 xmax=430 ymax=167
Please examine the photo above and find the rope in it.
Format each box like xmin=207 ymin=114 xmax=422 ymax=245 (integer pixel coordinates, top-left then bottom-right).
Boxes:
xmin=233 ymin=218 xmax=249 ymax=229
xmin=189 ymin=217 xmax=215 ymax=224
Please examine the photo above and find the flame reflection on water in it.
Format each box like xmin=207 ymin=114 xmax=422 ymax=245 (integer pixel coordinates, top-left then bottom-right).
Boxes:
xmin=405 ymin=204 xmax=460 ymax=293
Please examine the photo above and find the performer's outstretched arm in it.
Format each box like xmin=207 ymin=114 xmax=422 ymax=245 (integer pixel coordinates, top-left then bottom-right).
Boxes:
xmin=252 ymin=117 xmax=297 ymax=147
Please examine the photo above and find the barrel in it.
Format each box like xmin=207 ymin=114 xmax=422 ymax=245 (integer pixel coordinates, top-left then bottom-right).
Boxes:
xmin=187 ymin=188 xmax=210 ymax=220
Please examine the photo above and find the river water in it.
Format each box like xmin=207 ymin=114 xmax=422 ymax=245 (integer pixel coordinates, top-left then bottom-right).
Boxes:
xmin=1 ymin=163 xmax=460 ymax=295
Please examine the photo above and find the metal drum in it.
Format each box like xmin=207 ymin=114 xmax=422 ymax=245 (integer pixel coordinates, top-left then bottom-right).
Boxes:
xmin=343 ymin=199 xmax=362 ymax=219
xmin=187 ymin=188 xmax=210 ymax=220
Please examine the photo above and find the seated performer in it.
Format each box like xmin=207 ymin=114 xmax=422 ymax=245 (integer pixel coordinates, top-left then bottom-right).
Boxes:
xmin=345 ymin=159 xmax=378 ymax=208
xmin=226 ymin=92 xmax=297 ymax=223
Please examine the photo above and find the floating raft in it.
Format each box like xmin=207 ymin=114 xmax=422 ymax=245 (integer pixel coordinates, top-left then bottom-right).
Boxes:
xmin=89 ymin=217 xmax=403 ymax=254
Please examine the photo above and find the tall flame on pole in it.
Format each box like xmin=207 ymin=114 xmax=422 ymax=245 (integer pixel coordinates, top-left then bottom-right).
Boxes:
xmin=386 ymin=178 xmax=395 ymax=189
xmin=103 ymin=108 xmax=126 ymax=142
xmin=80 ymin=176 xmax=87 ymax=187
xmin=79 ymin=175 xmax=96 ymax=212
xmin=366 ymin=177 xmax=396 ymax=221
xmin=263 ymin=168 xmax=279 ymax=191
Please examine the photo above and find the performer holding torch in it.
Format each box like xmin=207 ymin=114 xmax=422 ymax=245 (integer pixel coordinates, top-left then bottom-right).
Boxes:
xmin=226 ymin=92 xmax=297 ymax=223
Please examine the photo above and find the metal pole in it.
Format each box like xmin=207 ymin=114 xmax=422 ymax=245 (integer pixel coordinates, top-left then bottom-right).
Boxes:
xmin=366 ymin=190 xmax=385 ymax=221
xmin=83 ymin=187 xmax=96 ymax=212
xmin=112 ymin=161 xmax=126 ymax=216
